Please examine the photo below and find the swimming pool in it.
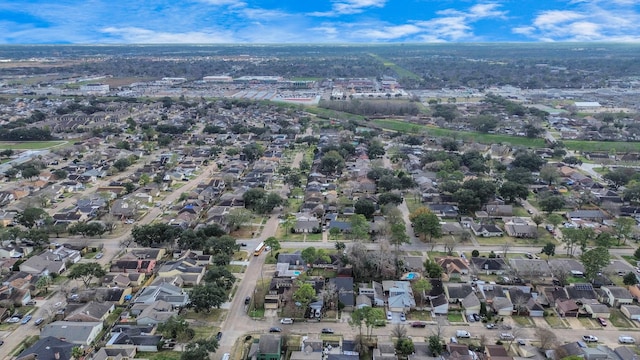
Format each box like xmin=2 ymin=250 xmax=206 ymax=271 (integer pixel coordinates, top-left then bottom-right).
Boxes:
xmin=406 ymin=272 xmax=417 ymax=280
xmin=293 ymin=271 xmax=301 ymax=276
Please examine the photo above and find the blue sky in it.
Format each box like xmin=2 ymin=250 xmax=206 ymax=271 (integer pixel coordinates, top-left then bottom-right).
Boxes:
xmin=1 ymin=0 xmax=639 ymax=44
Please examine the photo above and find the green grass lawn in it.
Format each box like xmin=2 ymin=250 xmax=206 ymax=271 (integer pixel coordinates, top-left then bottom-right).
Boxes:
xmin=226 ymin=264 xmax=247 ymax=273
xmin=512 ymin=316 xmax=535 ymax=327
xmin=136 ymin=351 xmax=181 ymax=360
xmin=545 ymin=315 xmax=570 ymax=328
xmin=305 ymin=232 xmax=323 ymax=241
xmin=579 ymin=317 xmax=598 ymax=329
xmin=0 ymin=141 xmax=67 ymax=150
xmin=447 ymin=312 xmax=463 ymax=322
xmin=372 ymin=119 xmax=640 ymax=151
xmin=410 ymin=310 xmax=433 ymax=321
xmin=622 ymin=255 xmax=637 ymax=266
xmin=609 ymin=309 xmax=635 ymax=328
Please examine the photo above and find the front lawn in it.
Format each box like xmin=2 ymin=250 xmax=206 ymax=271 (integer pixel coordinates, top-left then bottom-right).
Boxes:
xmin=136 ymin=351 xmax=181 ymax=360
xmin=511 ymin=316 xmax=535 ymax=327
xmin=447 ymin=312 xmax=463 ymax=322
xmin=609 ymin=309 xmax=635 ymax=328
xmin=545 ymin=314 xmax=569 ymax=328
xmin=226 ymin=264 xmax=246 ymax=273
xmin=410 ymin=310 xmax=433 ymax=321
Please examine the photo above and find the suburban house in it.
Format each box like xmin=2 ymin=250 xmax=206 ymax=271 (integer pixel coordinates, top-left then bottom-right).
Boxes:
xmin=330 ymin=277 xmax=355 ymax=311
xmin=600 ymin=286 xmax=633 ymax=307
xmin=430 ymin=294 xmax=449 ymax=315
xmin=444 ymin=284 xmax=474 ymax=303
xmin=383 ymin=281 xmax=416 ymax=312
xmin=16 ymin=336 xmax=76 ymax=360
xmin=136 ymin=300 xmax=178 ymax=325
xmin=40 ymin=321 xmax=103 ymax=345
xmin=583 ymin=301 xmax=611 ymax=319
xmin=19 ymin=253 xmax=67 ymax=276
xmin=134 ymin=282 xmax=189 ymax=308
xmin=555 ymin=299 xmax=580 ymax=318
xmin=105 ymin=326 xmax=162 ymax=353
xmin=621 ymin=304 xmax=640 ymax=321
xmin=470 ymin=257 xmax=508 ymax=275
xmin=461 ymin=292 xmax=481 ymax=315
xmin=358 ymin=281 xmax=385 ymax=307
xmin=492 ymin=297 xmax=514 ymax=316
xmin=470 ymin=223 xmax=503 ymax=237
xmin=293 ymin=214 xmax=321 ymax=233
xmin=156 ymin=260 xmax=206 ymax=286
xmin=65 ymin=302 xmax=115 ymax=322
xmin=504 ymin=218 xmax=537 ymax=238
xmin=248 ymin=334 xmax=282 ymax=360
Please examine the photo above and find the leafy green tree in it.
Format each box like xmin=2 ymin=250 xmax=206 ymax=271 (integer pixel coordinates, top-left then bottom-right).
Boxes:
xmin=335 ymin=241 xmax=346 ymax=251
xmin=540 ymin=164 xmax=560 ymax=185
xmin=188 ymin=284 xmax=226 ymax=312
xmin=623 ymin=182 xmax=640 ymax=204
xmin=471 ymin=114 xmax=498 ymax=133
xmin=546 ymin=214 xmax=563 ymax=228
xmin=71 ymin=346 xmax=84 ymax=359
xmin=613 ymin=217 xmax=636 ymax=246
xmin=504 ymin=167 xmax=534 ymax=184
xmin=242 ymin=143 xmax=265 ymax=162
xmin=410 ymin=207 xmax=442 ymax=242
xmin=52 ymin=169 xmax=68 ymax=180
xmin=354 ymin=198 xmax=376 ymax=219
xmin=367 ymin=140 xmax=385 ymax=158
xmin=16 ymin=208 xmax=50 ymax=229
xmin=532 ymin=214 xmax=544 ymax=228
xmin=634 ymin=247 xmax=640 ymax=260
xmin=396 ymin=338 xmax=415 ymax=356
xmin=319 ymin=150 xmax=345 ymax=175
xmin=541 ymin=243 xmax=555 ymax=260
xmin=132 ymin=223 xmax=182 ymax=247
xmin=301 ymin=247 xmax=317 ymax=265
xmin=498 ymin=182 xmax=529 ymax=204
xmin=181 ymin=339 xmax=219 ymax=360
xmin=226 ymin=208 xmax=252 ymax=231
xmin=623 ymin=272 xmax=639 ymax=286
xmin=158 ymin=316 xmax=195 ymax=344
xmin=378 ymin=193 xmax=403 ymax=205
xmin=68 ymin=263 xmax=107 ymax=288
xmin=293 ymin=283 xmax=316 ymax=315
xmin=349 ymin=214 xmax=370 ymax=241
xmin=428 ymin=335 xmax=443 ymax=356
xmin=330 ymin=227 xmax=342 ymax=241
xmin=21 ymin=166 xmax=40 ymax=180
xmin=423 ymin=259 xmax=443 ymax=279
xmin=595 ymin=232 xmax=613 ymax=248
xmin=471 ymin=249 xmax=480 ymax=257
xmin=581 ymin=247 xmax=610 ymax=281
xmin=412 ymin=278 xmax=432 ymax=307
xmin=539 ymin=195 xmax=565 ymax=213
xmin=204 ymin=266 xmax=236 ymax=290
xmin=511 ymin=151 xmax=545 ymax=172
xmin=264 ymin=237 xmax=281 ymax=257
xmin=113 ymin=158 xmax=131 ymax=171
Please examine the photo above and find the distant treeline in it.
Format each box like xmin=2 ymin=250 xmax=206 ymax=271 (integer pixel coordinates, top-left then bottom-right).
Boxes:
xmin=0 ymin=127 xmax=53 ymax=141
xmin=318 ymin=99 xmax=420 ymax=117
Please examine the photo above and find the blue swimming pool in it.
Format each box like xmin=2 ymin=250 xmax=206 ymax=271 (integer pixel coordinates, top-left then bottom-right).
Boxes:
xmin=293 ymin=271 xmax=301 ymax=276
xmin=406 ymin=272 xmax=417 ymax=280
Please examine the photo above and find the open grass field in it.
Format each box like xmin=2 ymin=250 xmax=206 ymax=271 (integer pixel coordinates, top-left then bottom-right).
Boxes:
xmin=136 ymin=351 xmax=181 ymax=360
xmin=372 ymin=119 xmax=640 ymax=152
xmin=369 ymin=54 xmax=422 ymax=81
xmin=0 ymin=140 xmax=68 ymax=150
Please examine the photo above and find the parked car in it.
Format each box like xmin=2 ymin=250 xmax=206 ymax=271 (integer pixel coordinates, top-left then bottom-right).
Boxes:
xmin=500 ymin=333 xmax=514 ymax=341
xmin=7 ymin=317 xmax=20 ymax=323
xmin=244 ymin=296 xmax=251 ymax=305
xmin=216 ymin=332 xmax=223 ymax=341
xmin=269 ymin=327 xmax=282 ymax=333
xmin=321 ymin=328 xmax=334 ymax=334
xmin=597 ymin=317 xmax=607 ymax=327
xmin=400 ymin=313 xmax=406 ymax=322
xmin=280 ymin=318 xmax=293 ymax=324
xmin=386 ymin=311 xmax=392 ymax=320
xmin=486 ymin=323 xmax=496 ymax=329
xmin=21 ymin=315 xmax=32 ymax=324
xmin=456 ymin=330 xmax=471 ymax=338
xmin=411 ymin=322 xmax=426 ymax=328
xmin=95 ymin=252 xmax=103 ymax=259
xmin=517 ymin=339 xmax=526 ymax=346
xmin=619 ymin=336 xmax=635 ymax=344
xmin=472 ymin=314 xmax=480 ymax=322
xmin=582 ymin=335 xmax=598 ymax=343
xmin=240 ymin=243 xmax=247 ymax=247
xmin=34 ymin=318 xmax=44 ymax=326
xmin=25 ymin=300 xmax=36 ymax=306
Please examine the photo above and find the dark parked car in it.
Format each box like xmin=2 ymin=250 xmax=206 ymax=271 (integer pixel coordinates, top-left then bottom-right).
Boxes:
xmin=321 ymin=328 xmax=334 ymax=334
xmin=269 ymin=327 xmax=282 ymax=333
xmin=240 ymin=243 xmax=247 ymax=247
xmin=411 ymin=322 xmax=426 ymax=328
xmin=244 ymin=296 xmax=251 ymax=305
xmin=216 ymin=332 xmax=223 ymax=341
xmin=472 ymin=314 xmax=480 ymax=322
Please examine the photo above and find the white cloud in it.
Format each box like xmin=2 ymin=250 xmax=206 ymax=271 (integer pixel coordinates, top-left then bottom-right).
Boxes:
xmin=197 ymin=0 xmax=246 ymax=7
xmin=309 ymin=0 xmax=386 ymax=17
xmin=354 ymin=24 xmax=422 ymax=40
xmin=101 ymin=27 xmax=236 ymax=43
xmin=515 ymin=2 xmax=640 ymax=42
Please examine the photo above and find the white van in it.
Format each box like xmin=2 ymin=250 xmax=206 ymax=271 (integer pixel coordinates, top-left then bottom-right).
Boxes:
xmin=221 ymin=353 xmax=230 ymax=360
xmin=619 ymin=336 xmax=635 ymax=344
xmin=280 ymin=318 xmax=294 ymax=324
xmin=456 ymin=330 xmax=471 ymax=338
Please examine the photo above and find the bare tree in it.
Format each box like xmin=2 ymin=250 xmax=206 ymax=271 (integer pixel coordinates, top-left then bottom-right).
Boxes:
xmin=391 ymin=324 xmax=407 ymax=340
xmin=443 ymin=236 xmax=457 ymax=256
xmin=479 ymin=334 xmax=488 ymax=348
xmin=512 ymin=295 xmax=528 ymax=316
xmin=534 ymin=326 xmax=557 ymax=350
xmin=551 ymin=267 xmax=570 ymax=287
xmin=322 ymin=281 xmax=338 ymax=310
xmin=501 ymin=242 xmax=511 ymax=259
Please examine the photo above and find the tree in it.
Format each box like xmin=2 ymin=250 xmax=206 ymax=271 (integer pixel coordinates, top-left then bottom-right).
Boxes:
xmin=614 ymin=217 xmax=636 ymax=246
xmin=242 ymin=188 xmax=266 ymax=208
xmin=539 ymin=164 xmax=560 ymax=185
xmin=242 ymin=143 xmax=264 ymax=162
xmin=319 ymin=150 xmax=345 ymax=175
xmin=330 ymin=227 xmax=342 ymax=241
xmin=412 ymin=278 xmax=432 ymax=307
xmin=36 ymin=275 xmax=51 ymax=294
xmin=367 ymin=140 xmax=385 ymax=159
xmin=204 ymin=266 xmax=236 ymax=290
xmin=226 ymin=208 xmax=252 ymax=231
xmin=349 ymin=214 xmax=370 ymax=241
xmin=410 ymin=207 xmax=441 ymax=243
xmin=188 ymin=284 xmax=226 ymax=312
xmin=581 ymin=247 xmax=610 ymax=281
xmin=531 ymin=214 xmax=544 ymax=228
xmin=354 ymin=198 xmax=376 ymax=219
xmin=52 ymin=169 xmax=68 ymax=180
xmin=534 ymin=327 xmax=557 ymax=350
xmin=71 ymin=346 xmax=84 ymax=360
xmin=634 ymin=247 xmax=640 ymax=260
xmin=158 ymin=316 xmax=195 ymax=345
xmin=132 ymin=223 xmax=182 ymax=247
xmin=68 ymin=263 xmax=107 ymax=288
xmin=181 ymin=339 xmax=219 ymax=360
xmin=541 ymin=243 xmax=555 ymax=260
xmin=264 ymin=237 xmax=281 ymax=257
xmin=16 ymin=207 xmax=49 ymax=228
xmin=623 ymin=272 xmax=639 ymax=286
xmin=113 ymin=158 xmax=131 ymax=171
xmin=301 ymin=247 xmax=317 ymax=265
xmin=396 ymin=337 xmax=415 ymax=356
xmin=471 ymin=249 xmax=480 ymax=257
xmin=511 ymin=151 xmax=545 ymax=172
xmin=293 ymin=283 xmax=316 ymax=314
xmin=428 ymin=335 xmax=443 ymax=356
xmin=335 ymin=241 xmax=346 ymax=251
xmin=499 ymin=182 xmax=529 ymax=204
xmin=21 ymin=166 xmax=40 ymax=180
xmin=378 ymin=192 xmax=403 ymax=205
xmin=539 ymin=195 xmax=565 ymax=213
xmin=423 ymin=259 xmax=444 ymax=279
xmin=546 ymin=213 xmax=563 ymax=228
